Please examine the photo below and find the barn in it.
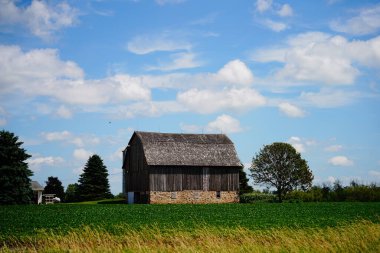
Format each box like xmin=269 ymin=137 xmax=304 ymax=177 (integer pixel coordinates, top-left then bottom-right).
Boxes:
xmin=122 ymin=131 xmax=242 ymax=204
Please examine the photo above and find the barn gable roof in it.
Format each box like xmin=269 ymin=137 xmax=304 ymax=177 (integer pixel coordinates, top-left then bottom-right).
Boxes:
xmin=130 ymin=131 xmax=242 ymax=167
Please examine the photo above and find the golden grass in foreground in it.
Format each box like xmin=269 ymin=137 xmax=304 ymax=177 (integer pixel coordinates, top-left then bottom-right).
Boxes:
xmin=2 ymin=220 xmax=380 ymax=253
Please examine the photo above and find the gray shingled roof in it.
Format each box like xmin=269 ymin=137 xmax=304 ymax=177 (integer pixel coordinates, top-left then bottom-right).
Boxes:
xmin=31 ymin=181 xmax=44 ymax=191
xmin=134 ymin=131 xmax=242 ymax=167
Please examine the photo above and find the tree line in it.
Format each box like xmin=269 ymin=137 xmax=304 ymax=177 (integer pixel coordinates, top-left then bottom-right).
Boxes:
xmin=1 ymin=129 xmax=379 ymax=204
xmin=0 ymin=130 xmax=112 ymax=204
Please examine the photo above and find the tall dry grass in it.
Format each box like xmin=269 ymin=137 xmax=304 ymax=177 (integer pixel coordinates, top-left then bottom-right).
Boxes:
xmin=1 ymin=220 xmax=380 ymax=252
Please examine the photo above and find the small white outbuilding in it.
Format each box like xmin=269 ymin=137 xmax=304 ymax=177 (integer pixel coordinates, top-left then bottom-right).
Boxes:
xmin=30 ymin=181 xmax=44 ymax=204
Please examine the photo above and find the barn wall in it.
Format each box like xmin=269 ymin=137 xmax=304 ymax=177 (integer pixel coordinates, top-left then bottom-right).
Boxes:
xmin=124 ymin=135 xmax=149 ymax=192
xmin=149 ymin=166 xmax=240 ymax=192
xmin=150 ymin=190 xmax=239 ymax=204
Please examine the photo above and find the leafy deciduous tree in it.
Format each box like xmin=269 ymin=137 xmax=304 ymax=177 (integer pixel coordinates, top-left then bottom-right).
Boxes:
xmin=44 ymin=176 xmax=65 ymax=200
xmin=77 ymin=154 xmax=112 ymax=201
xmin=65 ymin=183 xmax=79 ymax=202
xmin=0 ymin=130 xmax=33 ymax=204
xmin=250 ymin=142 xmax=313 ymax=202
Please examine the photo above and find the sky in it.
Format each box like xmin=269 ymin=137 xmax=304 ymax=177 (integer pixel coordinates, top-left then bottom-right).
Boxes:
xmin=0 ymin=0 xmax=380 ymax=194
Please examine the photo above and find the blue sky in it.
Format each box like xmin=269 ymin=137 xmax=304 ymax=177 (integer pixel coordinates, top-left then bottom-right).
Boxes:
xmin=1 ymin=0 xmax=379 ymax=194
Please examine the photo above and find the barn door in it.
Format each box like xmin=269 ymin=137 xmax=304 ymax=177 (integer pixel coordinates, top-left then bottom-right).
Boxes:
xmin=203 ymin=167 xmax=209 ymax=191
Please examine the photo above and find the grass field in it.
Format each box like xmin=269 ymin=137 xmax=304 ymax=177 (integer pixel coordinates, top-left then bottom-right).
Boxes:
xmin=1 ymin=202 xmax=380 ymax=252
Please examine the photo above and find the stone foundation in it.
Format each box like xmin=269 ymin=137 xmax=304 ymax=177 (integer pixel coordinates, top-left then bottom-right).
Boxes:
xmin=149 ymin=190 xmax=239 ymax=204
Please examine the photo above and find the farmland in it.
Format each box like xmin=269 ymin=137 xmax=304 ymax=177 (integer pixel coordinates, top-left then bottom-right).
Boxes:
xmin=1 ymin=202 xmax=380 ymax=252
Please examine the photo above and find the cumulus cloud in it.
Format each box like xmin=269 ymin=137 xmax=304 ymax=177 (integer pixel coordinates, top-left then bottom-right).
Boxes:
xmin=328 ymin=156 xmax=354 ymax=166
xmin=216 ymin=59 xmax=254 ymax=85
xmin=41 ymin=131 xmax=100 ymax=148
xmin=287 ymin=136 xmax=315 ymax=153
xmin=278 ymin=102 xmax=305 ymax=117
xmin=0 ymin=0 xmax=78 ymax=40
xmin=252 ymin=33 xmax=380 ymax=85
xmin=146 ymin=52 xmax=202 ymax=71
xmin=325 ymin=145 xmax=343 ymax=152
xmin=56 ymin=105 xmax=72 ymax=119
xmin=287 ymin=136 xmax=305 ymax=153
xmin=27 ymin=156 xmax=64 ymax=172
xmin=330 ymin=4 xmax=380 ymax=35
xmin=262 ymin=19 xmax=288 ymax=32
xmin=277 ymin=4 xmax=293 ymax=17
xmin=256 ymin=0 xmax=272 ymax=13
xmin=177 ymin=88 xmax=266 ymax=114
xmin=127 ymin=33 xmax=192 ymax=54
xmin=73 ymin=148 xmax=93 ymax=161
xmin=180 ymin=114 xmax=243 ymax=134
xmin=206 ymin=114 xmax=243 ymax=134
xmin=299 ymin=89 xmax=360 ymax=108
xmin=0 ymin=45 xmax=151 ymax=106
xmin=41 ymin=131 xmax=71 ymax=141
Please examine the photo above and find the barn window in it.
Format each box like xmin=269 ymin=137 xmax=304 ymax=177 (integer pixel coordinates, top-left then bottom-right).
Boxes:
xmin=171 ymin=192 xmax=177 ymax=199
xmin=216 ymin=191 xmax=221 ymax=199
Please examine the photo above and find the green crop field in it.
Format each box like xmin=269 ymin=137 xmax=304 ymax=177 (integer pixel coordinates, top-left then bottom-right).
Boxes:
xmin=1 ymin=202 xmax=380 ymax=252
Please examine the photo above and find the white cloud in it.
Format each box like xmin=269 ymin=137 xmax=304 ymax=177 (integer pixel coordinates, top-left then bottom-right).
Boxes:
xmin=41 ymin=131 xmax=100 ymax=148
xmin=146 ymin=52 xmax=202 ymax=71
xmin=73 ymin=148 xmax=93 ymax=161
xmin=0 ymin=106 xmax=6 ymax=126
xmin=325 ymin=145 xmax=343 ymax=152
xmin=287 ymin=136 xmax=315 ymax=153
xmin=330 ymin=4 xmax=380 ymax=35
xmin=41 ymin=131 xmax=71 ymax=141
xmin=328 ymin=156 xmax=354 ymax=166
xmin=177 ymin=88 xmax=266 ymax=114
xmin=287 ymin=136 xmax=305 ymax=153
xmin=262 ymin=19 xmax=288 ymax=32
xmin=180 ymin=123 xmax=202 ymax=133
xmin=216 ymin=59 xmax=254 ymax=85
xmin=127 ymin=33 xmax=192 ymax=54
xmin=56 ymin=105 xmax=72 ymax=119
xmin=277 ymin=4 xmax=293 ymax=17
xmin=0 ymin=45 xmax=151 ymax=106
xmin=155 ymin=0 xmax=186 ymax=5
xmin=28 ymin=156 xmax=64 ymax=172
xmin=206 ymin=114 xmax=243 ymax=134
xmin=112 ymin=101 xmax=185 ymax=119
xmin=300 ymin=89 xmax=360 ymax=108
xmin=278 ymin=102 xmax=305 ymax=118
xmin=256 ymin=0 xmax=272 ymax=13
xmin=0 ymin=0 xmax=78 ymax=40
xmin=180 ymin=114 xmax=243 ymax=134
xmin=0 ymin=118 xmax=6 ymax=126
xmin=251 ymin=33 xmax=380 ymax=85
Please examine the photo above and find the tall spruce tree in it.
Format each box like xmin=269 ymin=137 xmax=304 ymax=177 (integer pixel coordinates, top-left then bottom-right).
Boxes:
xmin=0 ymin=130 xmax=33 ymax=204
xmin=44 ymin=176 xmax=65 ymax=200
xmin=77 ymin=154 xmax=112 ymax=201
xmin=239 ymin=167 xmax=253 ymax=195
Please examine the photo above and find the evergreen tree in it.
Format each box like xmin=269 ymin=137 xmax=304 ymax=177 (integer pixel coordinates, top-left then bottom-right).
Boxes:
xmin=0 ymin=130 xmax=33 ymax=204
xmin=77 ymin=154 xmax=112 ymax=201
xmin=239 ymin=167 xmax=253 ymax=195
xmin=44 ymin=176 xmax=65 ymax=200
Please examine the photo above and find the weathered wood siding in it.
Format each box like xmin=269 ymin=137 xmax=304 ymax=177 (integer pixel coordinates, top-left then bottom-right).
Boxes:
xmin=124 ymin=136 xmax=149 ymax=192
xmin=149 ymin=166 xmax=239 ymax=191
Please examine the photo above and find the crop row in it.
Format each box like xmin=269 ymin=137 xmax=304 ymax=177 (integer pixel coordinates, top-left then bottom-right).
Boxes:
xmin=1 ymin=202 xmax=380 ymax=237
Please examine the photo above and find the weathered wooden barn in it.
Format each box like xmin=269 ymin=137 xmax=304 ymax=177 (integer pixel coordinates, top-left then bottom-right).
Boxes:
xmin=122 ymin=131 xmax=242 ymax=204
